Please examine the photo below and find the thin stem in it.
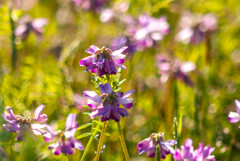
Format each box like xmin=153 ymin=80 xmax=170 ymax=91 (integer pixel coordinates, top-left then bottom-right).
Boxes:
xmin=9 ymin=8 xmax=17 ymax=70
xmin=80 ymin=122 xmax=101 ymax=161
xmin=156 ymin=146 xmax=161 ymax=161
xmin=173 ymin=80 xmax=180 ymax=147
xmin=95 ymin=121 xmax=107 ymax=161
xmin=20 ymin=141 xmax=25 ymax=160
xmin=117 ymin=121 xmax=130 ymax=161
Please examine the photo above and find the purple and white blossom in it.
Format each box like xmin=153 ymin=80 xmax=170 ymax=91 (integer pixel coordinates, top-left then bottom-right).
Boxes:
xmin=110 ymin=37 xmax=137 ymax=56
xmin=173 ymin=139 xmax=215 ymax=161
xmin=43 ymin=113 xmax=84 ymax=155
xmin=15 ymin=15 xmax=48 ymax=40
xmin=73 ymin=0 xmax=109 ymax=12
xmin=2 ymin=105 xmax=47 ymax=141
xmin=137 ymin=133 xmax=176 ymax=159
xmin=128 ymin=14 xmax=169 ymax=51
xmin=228 ymin=100 xmax=240 ymax=124
xmin=176 ymin=12 xmax=217 ymax=44
xmin=156 ymin=55 xmax=196 ymax=86
xmin=79 ymin=45 xmax=127 ymax=77
xmin=83 ymin=83 xmax=134 ymax=122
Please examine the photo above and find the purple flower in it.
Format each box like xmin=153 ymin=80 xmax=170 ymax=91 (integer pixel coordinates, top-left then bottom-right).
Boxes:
xmin=99 ymin=1 xmax=129 ymax=23
xmin=156 ymin=55 xmax=196 ymax=86
xmin=110 ymin=37 xmax=137 ymax=56
xmin=15 ymin=15 xmax=48 ymax=40
xmin=73 ymin=0 xmax=109 ymax=12
xmin=79 ymin=45 xmax=127 ymax=77
xmin=129 ymin=14 xmax=169 ymax=51
xmin=174 ymin=139 xmax=215 ymax=161
xmin=83 ymin=83 xmax=134 ymax=122
xmin=2 ymin=105 xmax=47 ymax=141
xmin=137 ymin=133 xmax=176 ymax=159
xmin=176 ymin=12 xmax=217 ymax=44
xmin=228 ymin=100 xmax=240 ymax=124
xmin=43 ymin=113 xmax=84 ymax=155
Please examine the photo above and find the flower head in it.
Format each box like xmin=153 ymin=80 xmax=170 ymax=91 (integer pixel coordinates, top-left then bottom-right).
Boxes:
xmin=174 ymin=139 xmax=215 ymax=161
xmin=176 ymin=12 xmax=217 ymax=44
xmin=80 ymin=45 xmax=127 ymax=77
xmin=73 ymin=0 xmax=109 ymax=12
xmin=228 ymin=100 xmax=240 ymax=124
xmin=2 ymin=105 xmax=47 ymax=141
xmin=43 ymin=113 xmax=84 ymax=155
xmin=83 ymin=83 xmax=134 ymax=122
xmin=156 ymin=55 xmax=195 ymax=86
xmin=137 ymin=133 xmax=176 ymax=159
xmin=15 ymin=15 xmax=48 ymax=40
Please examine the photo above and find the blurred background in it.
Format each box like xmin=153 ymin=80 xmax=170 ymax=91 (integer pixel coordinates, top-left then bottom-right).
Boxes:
xmin=1 ymin=0 xmax=240 ymax=160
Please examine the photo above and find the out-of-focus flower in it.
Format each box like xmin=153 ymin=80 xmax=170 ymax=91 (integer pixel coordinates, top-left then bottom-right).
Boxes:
xmin=83 ymin=83 xmax=134 ymax=122
xmin=228 ymin=100 xmax=240 ymax=124
xmin=176 ymin=12 xmax=217 ymax=44
xmin=73 ymin=94 xmax=88 ymax=112
xmin=100 ymin=1 xmax=129 ymax=23
xmin=110 ymin=37 xmax=137 ymax=56
xmin=72 ymin=0 xmax=109 ymax=12
xmin=156 ymin=55 xmax=195 ymax=86
xmin=43 ymin=113 xmax=84 ymax=155
xmin=2 ymin=105 xmax=47 ymax=141
xmin=130 ymin=14 xmax=169 ymax=51
xmin=137 ymin=133 xmax=176 ymax=159
xmin=12 ymin=0 xmax=38 ymax=10
xmin=174 ymin=139 xmax=215 ymax=161
xmin=79 ymin=45 xmax=127 ymax=77
xmin=15 ymin=15 xmax=48 ymax=40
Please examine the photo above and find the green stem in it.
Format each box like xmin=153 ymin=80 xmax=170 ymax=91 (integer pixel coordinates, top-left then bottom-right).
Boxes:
xmin=156 ymin=146 xmax=161 ymax=161
xmin=80 ymin=122 xmax=101 ymax=161
xmin=20 ymin=141 xmax=25 ymax=161
xmin=173 ymin=80 xmax=180 ymax=147
xmin=117 ymin=121 xmax=130 ymax=161
xmin=9 ymin=8 xmax=17 ymax=70
xmin=94 ymin=121 xmax=107 ymax=161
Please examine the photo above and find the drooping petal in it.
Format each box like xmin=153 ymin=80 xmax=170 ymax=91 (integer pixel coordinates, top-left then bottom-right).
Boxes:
xmin=79 ymin=56 xmax=93 ymax=67
xmin=235 ymin=100 xmax=240 ymax=114
xmin=83 ymin=91 xmax=101 ymax=103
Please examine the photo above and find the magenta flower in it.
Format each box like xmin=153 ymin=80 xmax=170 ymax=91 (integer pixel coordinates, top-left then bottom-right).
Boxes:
xmin=176 ymin=12 xmax=217 ymax=44
xmin=83 ymin=83 xmax=134 ymax=122
xmin=127 ymin=14 xmax=169 ymax=51
xmin=43 ymin=113 xmax=84 ymax=155
xmin=72 ymin=0 xmax=109 ymax=12
xmin=156 ymin=55 xmax=196 ymax=86
xmin=228 ymin=100 xmax=240 ymax=124
xmin=79 ymin=45 xmax=127 ymax=77
xmin=15 ymin=15 xmax=48 ymax=40
xmin=174 ymin=139 xmax=215 ymax=161
xmin=2 ymin=105 xmax=47 ymax=141
xmin=137 ymin=133 xmax=176 ymax=159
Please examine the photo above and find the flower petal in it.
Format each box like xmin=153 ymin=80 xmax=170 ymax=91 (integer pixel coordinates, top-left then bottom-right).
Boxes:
xmin=85 ymin=45 xmax=99 ymax=54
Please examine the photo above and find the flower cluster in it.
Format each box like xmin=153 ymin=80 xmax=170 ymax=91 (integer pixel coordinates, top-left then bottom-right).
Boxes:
xmin=176 ymin=12 xmax=217 ymax=44
xmin=109 ymin=14 xmax=169 ymax=56
xmin=2 ymin=105 xmax=47 ymax=141
xmin=83 ymin=83 xmax=134 ymax=122
xmin=173 ymin=139 xmax=215 ymax=161
xmin=79 ymin=45 xmax=127 ymax=77
xmin=156 ymin=54 xmax=196 ymax=86
xmin=15 ymin=15 xmax=48 ymax=40
xmin=72 ymin=0 xmax=109 ymax=12
xmin=43 ymin=113 xmax=84 ymax=155
xmin=137 ymin=133 xmax=176 ymax=159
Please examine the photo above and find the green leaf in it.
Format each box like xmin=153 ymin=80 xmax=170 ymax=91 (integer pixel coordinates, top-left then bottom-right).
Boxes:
xmin=178 ymin=110 xmax=183 ymax=135
xmin=77 ymin=123 xmax=92 ymax=131
xmin=76 ymin=133 xmax=92 ymax=139
xmin=93 ymin=128 xmax=110 ymax=136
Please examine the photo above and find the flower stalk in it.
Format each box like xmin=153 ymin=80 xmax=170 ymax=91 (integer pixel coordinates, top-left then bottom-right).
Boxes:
xmin=156 ymin=146 xmax=161 ymax=161
xmin=80 ymin=121 xmax=101 ymax=161
xmin=117 ymin=121 xmax=130 ymax=161
xmin=95 ymin=121 xmax=107 ymax=161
